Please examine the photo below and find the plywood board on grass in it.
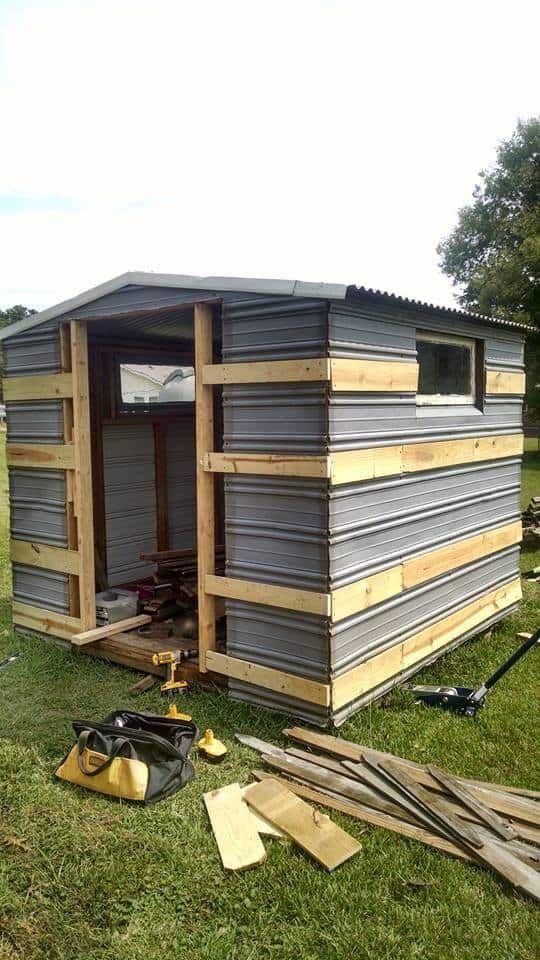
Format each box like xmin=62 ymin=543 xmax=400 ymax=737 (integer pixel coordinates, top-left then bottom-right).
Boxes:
xmin=203 ymin=783 xmax=266 ymax=871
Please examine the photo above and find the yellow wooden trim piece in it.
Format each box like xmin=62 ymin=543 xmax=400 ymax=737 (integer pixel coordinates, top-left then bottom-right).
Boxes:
xmin=402 ymin=434 xmax=524 ymax=473
xmin=402 ymin=520 xmax=522 ymax=590
xmin=203 ymin=358 xmax=330 ymax=385
xmin=206 ymin=574 xmax=331 ymax=617
xmin=10 ymin=538 xmax=80 ymax=576
xmin=195 ymin=303 xmax=217 ymax=672
xmin=330 ymin=359 xmax=418 ymax=393
xmin=331 ymin=567 xmax=403 ymax=622
xmin=3 ymin=372 xmax=73 ymax=402
xmin=331 ymin=578 xmax=522 ymax=710
xmin=12 ymin=600 xmax=81 ymax=641
xmin=485 ymin=370 xmax=526 ymax=396
xmin=206 ymin=650 xmax=331 ymax=706
xmin=203 ymin=452 xmax=330 ymax=479
xmin=6 ymin=443 xmax=76 ymax=469
xmin=330 ymin=446 xmax=402 ymax=484
xmin=70 ymin=321 xmax=96 ymax=631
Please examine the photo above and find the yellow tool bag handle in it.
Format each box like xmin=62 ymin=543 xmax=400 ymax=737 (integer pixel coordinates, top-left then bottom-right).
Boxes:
xmin=76 ymin=730 xmax=135 ymax=777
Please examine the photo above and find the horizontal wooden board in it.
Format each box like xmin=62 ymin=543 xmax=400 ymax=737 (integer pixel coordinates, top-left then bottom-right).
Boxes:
xmin=6 ymin=443 xmax=76 ymax=470
xmin=330 ymin=446 xmax=403 ymax=485
xmin=485 ymin=369 xmax=526 ymax=396
xmin=203 ymin=358 xmax=330 ymax=385
xmin=3 ymin=372 xmax=73 ymax=402
xmin=402 ymin=520 xmax=522 ymax=590
xmin=71 ymin=615 xmax=152 ymax=647
xmin=204 ymin=452 xmax=330 ymax=479
xmin=205 ymin=574 xmax=330 ymax=616
xmin=330 ymin=359 xmax=418 ymax=393
xmin=10 ymin=538 xmax=80 ymax=576
xmin=331 ymin=578 xmax=522 ymax=710
xmin=13 ymin=600 xmax=81 ymax=641
xmin=332 ymin=567 xmax=403 ymax=622
xmin=206 ymin=651 xmax=331 ymax=707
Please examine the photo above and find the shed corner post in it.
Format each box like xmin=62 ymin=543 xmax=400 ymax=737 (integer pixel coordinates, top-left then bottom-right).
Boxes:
xmin=70 ymin=319 xmax=96 ymax=631
xmin=195 ymin=302 xmax=217 ymax=671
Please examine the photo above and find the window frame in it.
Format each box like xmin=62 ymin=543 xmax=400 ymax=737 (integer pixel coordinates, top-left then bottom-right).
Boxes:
xmin=114 ymin=353 xmax=196 ymax=416
xmin=416 ymin=330 xmax=477 ymax=407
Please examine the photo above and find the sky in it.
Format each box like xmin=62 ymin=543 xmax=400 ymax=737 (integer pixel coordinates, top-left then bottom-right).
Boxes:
xmin=0 ymin=0 xmax=538 ymax=312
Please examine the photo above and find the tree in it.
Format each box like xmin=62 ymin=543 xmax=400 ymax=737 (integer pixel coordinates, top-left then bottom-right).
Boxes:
xmin=438 ymin=117 xmax=540 ymax=415
xmin=0 ymin=305 xmax=37 ymax=400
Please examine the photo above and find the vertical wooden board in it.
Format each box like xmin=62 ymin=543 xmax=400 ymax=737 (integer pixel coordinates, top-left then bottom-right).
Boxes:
xmin=203 ymin=783 xmax=267 ymax=870
xmin=245 ymin=777 xmax=361 ymax=870
xmin=60 ymin=323 xmax=80 ymax=616
xmin=195 ymin=303 xmax=216 ymax=671
xmin=70 ymin=321 xmax=96 ymax=631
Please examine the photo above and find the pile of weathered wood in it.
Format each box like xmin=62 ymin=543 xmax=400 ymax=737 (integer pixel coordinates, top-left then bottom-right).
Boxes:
xmin=138 ymin=546 xmax=225 ymax=620
xmin=237 ymin=727 xmax=540 ymax=902
xmin=522 ymin=496 xmax=540 ymax=541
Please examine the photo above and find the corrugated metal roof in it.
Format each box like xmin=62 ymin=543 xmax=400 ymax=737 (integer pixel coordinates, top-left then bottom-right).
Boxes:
xmin=0 ymin=271 xmax=533 ymax=340
xmin=346 ymin=284 xmax=535 ymax=332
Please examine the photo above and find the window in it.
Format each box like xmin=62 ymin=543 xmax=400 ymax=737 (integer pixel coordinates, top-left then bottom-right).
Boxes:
xmin=119 ymin=363 xmax=195 ymax=408
xmin=416 ymin=332 xmax=476 ymax=405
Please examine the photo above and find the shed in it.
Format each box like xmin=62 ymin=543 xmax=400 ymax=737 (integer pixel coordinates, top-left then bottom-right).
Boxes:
xmin=0 ymin=272 xmax=528 ymax=725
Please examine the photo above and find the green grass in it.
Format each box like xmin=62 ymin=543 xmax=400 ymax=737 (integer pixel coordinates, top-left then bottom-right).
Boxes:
xmin=0 ymin=435 xmax=539 ymax=960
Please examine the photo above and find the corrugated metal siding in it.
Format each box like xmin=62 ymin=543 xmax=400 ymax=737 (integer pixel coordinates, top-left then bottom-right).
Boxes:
xmin=13 ymin=563 xmax=69 ymax=614
xmin=2 ymin=318 xmax=61 ymax=375
xmin=103 ymin=424 xmax=157 ymax=585
xmin=222 ymin=298 xmax=328 ymax=361
xmin=6 ymin=400 xmax=64 ymax=444
xmin=9 ymin=469 xmax=67 ymax=546
xmin=167 ymin=419 xmax=196 ymax=551
xmin=223 ymin=384 xmax=328 ymax=453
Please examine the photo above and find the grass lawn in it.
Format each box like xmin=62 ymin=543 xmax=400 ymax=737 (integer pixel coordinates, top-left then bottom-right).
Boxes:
xmin=0 ymin=435 xmax=538 ymax=960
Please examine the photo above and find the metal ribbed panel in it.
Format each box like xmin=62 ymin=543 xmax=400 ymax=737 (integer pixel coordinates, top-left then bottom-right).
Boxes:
xmin=9 ymin=469 xmax=67 ymax=546
xmin=223 ymin=384 xmax=328 ymax=454
xmin=225 ymin=476 xmax=328 ymax=591
xmin=330 ymin=549 xmax=519 ymax=674
xmin=6 ymin=400 xmax=64 ymax=444
xmin=13 ymin=563 xmax=69 ymax=613
xmin=228 ymin=681 xmax=329 ymax=726
xmin=3 ymin=319 xmax=61 ymax=375
xmin=167 ymin=419 xmax=196 ymax=551
xmin=103 ymin=424 xmax=157 ymax=585
xmin=222 ymin=298 xmax=328 ymax=361
xmin=329 ymin=461 xmax=520 ymax=587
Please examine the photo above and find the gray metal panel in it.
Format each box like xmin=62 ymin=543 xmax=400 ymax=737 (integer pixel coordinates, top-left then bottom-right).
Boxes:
xmin=330 ymin=549 xmax=519 ymax=675
xmin=329 ymin=461 xmax=521 ymax=587
xmin=222 ymin=299 xmax=328 ymax=361
xmin=13 ymin=563 xmax=69 ymax=614
xmin=225 ymin=476 xmax=328 ymax=591
xmin=166 ymin=419 xmax=196 ymax=551
xmin=9 ymin=469 xmax=67 ymax=546
xmin=223 ymin=384 xmax=328 ymax=453
xmin=2 ymin=318 xmax=61 ymax=374
xmin=228 ymin=681 xmax=329 ymax=727
xmin=103 ymin=424 xmax=157 ymax=585
xmin=6 ymin=400 xmax=64 ymax=444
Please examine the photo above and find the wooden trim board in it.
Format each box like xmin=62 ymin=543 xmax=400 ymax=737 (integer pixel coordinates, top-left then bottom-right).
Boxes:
xmin=331 ymin=578 xmax=522 ymax=710
xmin=70 ymin=321 xmax=96 ymax=631
xmin=10 ymin=538 xmax=80 ymax=576
xmin=195 ymin=302 xmax=217 ymax=672
xmin=205 ymin=521 xmax=521 ymax=622
xmin=71 ymin=614 xmax=152 ymax=646
xmin=6 ymin=443 xmax=76 ymax=470
xmin=3 ymin=372 xmax=73 ymax=402
xmin=485 ymin=369 xmax=526 ymax=396
xmin=204 ymin=434 xmax=523 ymax=484
xmin=202 ymin=357 xmax=418 ymax=392
xmin=12 ymin=600 xmax=81 ymax=641
xmin=205 ymin=651 xmax=331 ymax=707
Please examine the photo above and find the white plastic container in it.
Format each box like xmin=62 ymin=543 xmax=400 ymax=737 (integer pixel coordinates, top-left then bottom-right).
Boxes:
xmin=95 ymin=588 xmax=139 ymax=626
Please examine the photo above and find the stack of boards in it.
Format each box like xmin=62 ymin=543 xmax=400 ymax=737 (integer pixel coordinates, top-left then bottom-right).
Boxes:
xmin=203 ymin=780 xmax=362 ymax=872
xmin=224 ymin=727 xmax=540 ymax=902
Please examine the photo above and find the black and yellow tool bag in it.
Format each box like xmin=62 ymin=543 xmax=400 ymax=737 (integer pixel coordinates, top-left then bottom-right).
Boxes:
xmin=55 ymin=711 xmax=199 ymax=803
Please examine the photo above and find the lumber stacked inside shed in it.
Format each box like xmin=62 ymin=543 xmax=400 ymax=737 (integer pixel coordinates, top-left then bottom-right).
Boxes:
xmin=237 ymin=728 xmax=540 ymax=903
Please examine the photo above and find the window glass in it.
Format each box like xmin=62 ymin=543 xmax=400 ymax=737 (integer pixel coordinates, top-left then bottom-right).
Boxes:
xmin=416 ymin=334 xmax=475 ymax=404
xmin=119 ymin=364 xmax=195 ymax=405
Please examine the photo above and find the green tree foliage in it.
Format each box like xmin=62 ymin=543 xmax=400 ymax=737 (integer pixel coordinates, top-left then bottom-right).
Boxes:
xmin=438 ymin=117 xmax=540 ymax=415
xmin=0 ymin=305 xmax=37 ymax=400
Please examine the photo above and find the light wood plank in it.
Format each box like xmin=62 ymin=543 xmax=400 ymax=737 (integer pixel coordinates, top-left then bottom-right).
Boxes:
xmin=206 ymin=650 xmax=331 ymax=706
xmin=331 ymin=578 xmax=522 ymax=709
xmin=71 ymin=614 xmax=152 ymax=647
xmin=330 ymin=446 xmax=402 ymax=485
xmin=240 ymin=786 xmax=285 ymax=837
xmin=195 ymin=303 xmax=216 ymax=672
xmin=70 ymin=321 xmax=96 ymax=631
xmin=206 ymin=574 xmax=330 ymax=616
xmin=330 ymin=359 xmax=418 ymax=392
xmin=6 ymin=443 xmax=75 ymax=470
xmin=402 ymin=521 xmax=522 ymax=589
xmin=13 ymin=600 xmax=81 ymax=641
xmin=204 ymin=451 xmax=330 ymax=479
xmin=332 ymin=566 xmax=403 ymax=621
xmin=485 ymin=369 xmax=526 ymax=396
xmin=472 ymin=433 xmax=524 ymax=461
xmin=245 ymin=777 xmax=361 ymax=870
xmin=3 ymin=372 xmax=73 ymax=402
xmin=59 ymin=323 xmax=80 ymax=618
xmin=10 ymin=538 xmax=80 ymax=576
xmin=203 ymin=358 xmax=329 ymax=385
xmin=203 ymin=783 xmax=266 ymax=871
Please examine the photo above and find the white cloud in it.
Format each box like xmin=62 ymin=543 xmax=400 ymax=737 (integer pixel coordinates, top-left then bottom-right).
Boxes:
xmin=0 ymin=0 xmax=538 ymax=309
